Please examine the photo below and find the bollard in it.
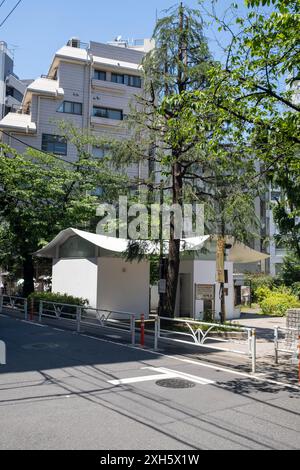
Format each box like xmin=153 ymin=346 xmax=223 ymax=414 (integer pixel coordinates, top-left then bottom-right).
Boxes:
xmin=140 ymin=314 xmax=145 ymax=348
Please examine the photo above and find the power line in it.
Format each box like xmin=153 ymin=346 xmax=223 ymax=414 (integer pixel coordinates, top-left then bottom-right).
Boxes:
xmin=0 ymin=0 xmax=22 ymax=29
xmin=0 ymin=1 xmax=7 ymax=9
xmin=1 ymin=130 xmax=76 ymax=167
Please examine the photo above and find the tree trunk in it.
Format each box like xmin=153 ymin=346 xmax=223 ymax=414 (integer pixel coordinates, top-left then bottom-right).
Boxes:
xmin=166 ymin=161 xmax=183 ymax=317
xmin=22 ymin=254 xmax=35 ymax=298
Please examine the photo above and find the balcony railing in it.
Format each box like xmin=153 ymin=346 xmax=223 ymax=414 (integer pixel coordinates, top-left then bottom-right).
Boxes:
xmin=10 ymin=104 xmax=30 ymax=115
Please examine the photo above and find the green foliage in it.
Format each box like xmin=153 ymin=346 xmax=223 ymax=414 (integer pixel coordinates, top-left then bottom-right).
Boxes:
xmin=0 ymin=132 xmax=127 ymax=296
xmin=291 ymin=282 xmax=300 ymax=299
xmin=280 ymin=254 xmax=300 ymax=286
xmin=255 ymin=286 xmax=273 ymax=303
xmin=28 ymin=292 xmax=88 ymax=306
xmin=260 ymin=292 xmax=300 ymax=317
xmin=245 ymin=274 xmax=276 ymax=301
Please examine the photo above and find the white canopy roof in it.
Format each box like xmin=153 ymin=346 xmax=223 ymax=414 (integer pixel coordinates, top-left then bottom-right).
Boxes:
xmin=35 ymin=228 xmax=269 ymax=264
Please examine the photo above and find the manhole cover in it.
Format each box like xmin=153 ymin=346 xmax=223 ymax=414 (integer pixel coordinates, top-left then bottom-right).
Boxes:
xmin=156 ymin=378 xmax=196 ymax=389
xmin=23 ymin=343 xmax=60 ymax=350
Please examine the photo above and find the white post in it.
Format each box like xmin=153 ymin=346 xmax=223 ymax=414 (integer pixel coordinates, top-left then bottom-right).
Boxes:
xmin=24 ymin=299 xmax=28 ymax=321
xmin=131 ymin=315 xmax=136 ymax=346
xmin=0 ymin=340 xmax=6 ymax=365
xmin=154 ymin=316 xmax=158 ymax=351
xmin=247 ymin=329 xmax=252 ymax=357
xmin=39 ymin=301 xmax=43 ymax=323
xmin=76 ymin=307 xmax=82 ymax=333
xmin=251 ymin=329 xmax=257 ymax=374
xmin=274 ymin=327 xmax=279 ymax=364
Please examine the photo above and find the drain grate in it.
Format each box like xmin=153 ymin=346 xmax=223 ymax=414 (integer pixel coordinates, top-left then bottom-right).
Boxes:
xmin=156 ymin=378 xmax=196 ymax=389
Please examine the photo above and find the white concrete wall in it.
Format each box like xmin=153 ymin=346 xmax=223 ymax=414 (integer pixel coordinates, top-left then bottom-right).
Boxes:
xmin=192 ymin=260 xmax=239 ymax=321
xmin=52 ymin=258 xmax=98 ymax=307
xmin=97 ymin=258 xmax=150 ymax=317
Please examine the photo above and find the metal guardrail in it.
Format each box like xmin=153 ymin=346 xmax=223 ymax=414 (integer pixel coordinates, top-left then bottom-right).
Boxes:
xmin=274 ymin=326 xmax=300 ymax=364
xmin=38 ymin=301 xmax=136 ymax=345
xmin=0 ymin=295 xmax=28 ymax=319
xmin=154 ymin=317 xmax=257 ymax=373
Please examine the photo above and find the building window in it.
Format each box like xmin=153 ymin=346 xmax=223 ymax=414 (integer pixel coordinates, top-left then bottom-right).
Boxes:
xmin=94 ymin=70 xmax=107 ymax=81
xmin=57 ymin=101 xmax=82 ymax=115
xmin=111 ymin=73 xmax=124 ymax=85
xmin=111 ymin=73 xmax=141 ymax=88
xmin=93 ymin=106 xmax=123 ymax=121
xmin=42 ymin=134 xmax=67 ymax=156
xmin=59 ymin=236 xmax=95 ymax=259
xmin=125 ymin=75 xmax=142 ymax=88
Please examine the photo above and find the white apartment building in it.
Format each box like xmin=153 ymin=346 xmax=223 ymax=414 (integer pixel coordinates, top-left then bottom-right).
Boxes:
xmin=0 ymin=37 xmax=152 ymax=181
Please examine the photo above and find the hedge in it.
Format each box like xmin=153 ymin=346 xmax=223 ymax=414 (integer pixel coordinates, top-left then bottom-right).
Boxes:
xmin=28 ymin=292 xmax=88 ymax=306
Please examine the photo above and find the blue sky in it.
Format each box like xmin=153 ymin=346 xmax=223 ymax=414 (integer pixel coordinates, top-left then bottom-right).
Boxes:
xmin=1 ymin=0 xmax=252 ymax=79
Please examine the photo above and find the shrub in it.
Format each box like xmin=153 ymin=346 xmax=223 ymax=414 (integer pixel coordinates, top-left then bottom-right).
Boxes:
xmin=255 ymin=286 xmax=272 ymax=303
xmin=260 ymin=292 xmax=300 ymax=317
xmin=291 ymin=282 xmax=300 ymax=299
xmin=245 ymin=274 xmax=276 ymax=302
xmin=28 ymin=292 xmax=88 ymax=306
xmin=280 ymin=254 xmax=300 ymax=287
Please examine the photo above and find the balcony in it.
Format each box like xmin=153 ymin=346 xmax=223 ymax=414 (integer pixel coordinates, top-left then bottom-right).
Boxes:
xmin=91 ymin=115 xmax=124 ymax=128
xmin=91 ymin=78 xmax=127 ymax=95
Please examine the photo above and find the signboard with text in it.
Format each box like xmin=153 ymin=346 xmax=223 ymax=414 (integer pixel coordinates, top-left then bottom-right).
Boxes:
xmin=195 ymin=284 xmax=215 ymax=301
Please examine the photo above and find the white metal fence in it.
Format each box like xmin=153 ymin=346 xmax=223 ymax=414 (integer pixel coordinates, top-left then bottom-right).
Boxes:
xmin=274 ymin=326 xmax=300 ymax=364
xmin=154 ymin=316 xmax=257 ymax=373
xmin=38 ymin=301 xmax=136 ymax=345
xmin=0 ymin=295 xmax=28 ymax=319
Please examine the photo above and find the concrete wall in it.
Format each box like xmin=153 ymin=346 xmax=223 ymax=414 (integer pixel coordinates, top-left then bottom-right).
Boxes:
xmin=97 ymin=257 xmax=150 ymax=317
xmin=193 ymin=260 xmax=239 ymax=321
xmin=52 ymin=258 xmax=98 ymax=307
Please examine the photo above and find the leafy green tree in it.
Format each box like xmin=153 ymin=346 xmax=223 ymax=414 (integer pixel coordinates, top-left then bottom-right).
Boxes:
xmin=201 ymin=0 xmax=300 ymax=272
xmin=0 ymin=140 xmax=126 ymax=297
xmin=112 ymin=3 xmax=262 ymax=320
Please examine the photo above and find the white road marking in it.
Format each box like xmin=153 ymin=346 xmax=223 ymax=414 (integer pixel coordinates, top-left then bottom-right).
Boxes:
xmin=109 ymin=373 xmax=176 ymax=386
xmin=109 ymin=367 xmax=215 ymax=386
xmin=21 ymin=321 xmax=47 ymax=328
xmin=144 ymin=367 xmax=215 ymax=385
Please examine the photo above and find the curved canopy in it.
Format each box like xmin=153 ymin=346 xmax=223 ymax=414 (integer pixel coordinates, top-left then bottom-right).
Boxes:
xmin=35 ymin=228 xmax=269 ymax=264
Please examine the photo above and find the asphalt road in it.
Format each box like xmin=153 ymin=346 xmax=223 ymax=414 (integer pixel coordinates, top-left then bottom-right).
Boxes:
xmin=0 ymin=314 xmax=299 ymax=450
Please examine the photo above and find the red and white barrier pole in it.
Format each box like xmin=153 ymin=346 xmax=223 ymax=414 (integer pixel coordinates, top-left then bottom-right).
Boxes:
xmin=140 ymin=314 xmax=145 ymax=348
